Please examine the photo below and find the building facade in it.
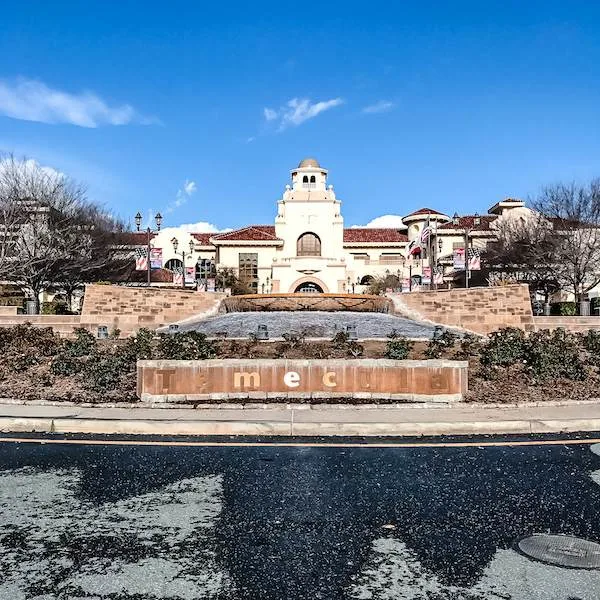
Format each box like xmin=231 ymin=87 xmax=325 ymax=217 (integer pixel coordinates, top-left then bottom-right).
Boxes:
xmin=134 ymin=157 xmax=534 ymax=293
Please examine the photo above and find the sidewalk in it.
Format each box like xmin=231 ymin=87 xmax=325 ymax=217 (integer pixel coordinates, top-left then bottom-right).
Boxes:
xmin=2 ymin=402 xmax=600 ymax=437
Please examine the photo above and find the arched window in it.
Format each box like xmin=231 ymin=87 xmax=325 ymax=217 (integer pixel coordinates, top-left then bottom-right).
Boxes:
xmin=164 ymin=258 xmax=183 ymax=271
xmin=297 ymin=232 xmax=321 ymax=257
xmin=302 ymin=175 xmax=309 ymax=183
xmin=310 ymin=175 xmax=316 ymax=183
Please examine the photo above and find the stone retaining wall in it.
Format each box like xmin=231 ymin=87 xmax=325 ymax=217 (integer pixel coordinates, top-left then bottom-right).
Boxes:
xmin=390 ymin=284 xmax=533 ymax=334
xmin=533 ymin=316 xmax=600 ymax=333
xmin=0 ymin=285 xmax=226 ymax=337
xmin=137 ymin=358 xmax=468 ymax=403
xmin=223 ymin=293 xmax=392 ymax=313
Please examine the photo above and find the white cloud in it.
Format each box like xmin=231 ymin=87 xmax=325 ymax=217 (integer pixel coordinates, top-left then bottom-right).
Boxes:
xmin=362 ymin=100 xmax=395 ymax=114
xmin=263 ymin=108 xmax=278 ymax=121
xmin=264 ymin=97 xmax=344 ymax=131
xmin=183 ymin=180 xmax=197 ymax=195
xmin=0 ymin=156 xmax=65 ymax=186
xmin=353 ymin=214 xmax=407 ymax=229
xmin=161 ymin=222 xmax=233 ymax=235
xmin=0 ymin=77 xmax=156 ymax=128
xmin=163 ymin=179 xmax=198 ymax=215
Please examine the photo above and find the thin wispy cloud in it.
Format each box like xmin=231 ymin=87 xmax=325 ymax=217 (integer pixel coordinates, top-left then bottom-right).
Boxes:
xmin=163 ymin=179 xmax=198 ymax=215
xmin=264 ymin=97 xmax=344 ymax=131
xmin=362 ymin=100 xmax=395 ymax=114
xmin=0 ymin=77 xmax=157 ymax=128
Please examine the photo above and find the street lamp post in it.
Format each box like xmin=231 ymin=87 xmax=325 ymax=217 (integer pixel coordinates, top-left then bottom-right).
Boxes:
xmin=171 ymin=237 xmax=195 ymax=289
xmin=452 ymin=212 xmax=478 ymax=289
xmin=135 ymin=212 xmax=162 ymax=286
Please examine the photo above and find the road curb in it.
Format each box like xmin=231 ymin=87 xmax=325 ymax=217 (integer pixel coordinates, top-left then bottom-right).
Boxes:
xmin=3 ymin=416 xmax=600 ymax=437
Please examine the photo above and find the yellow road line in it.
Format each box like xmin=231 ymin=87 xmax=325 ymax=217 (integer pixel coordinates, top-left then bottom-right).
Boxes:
xmin=0 ymin=436 xmax=599 ymax=449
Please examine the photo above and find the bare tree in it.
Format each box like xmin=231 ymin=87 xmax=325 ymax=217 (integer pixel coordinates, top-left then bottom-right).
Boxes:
xmin=0 ymin=155 xmax=130 ymax=312
xmin=533 ymin=180 xmax=600 ymax=303
xmin=485 ymin=215 xmax=559 ymax=303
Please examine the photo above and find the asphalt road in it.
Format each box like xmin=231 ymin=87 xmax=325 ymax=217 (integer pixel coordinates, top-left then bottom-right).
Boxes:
xmin=1 ymin=436 xmax=600 ymax=599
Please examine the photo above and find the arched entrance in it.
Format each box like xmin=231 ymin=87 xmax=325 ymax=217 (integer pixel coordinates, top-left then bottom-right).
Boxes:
xmin=294 ymin=281 xmax=323 ymax=293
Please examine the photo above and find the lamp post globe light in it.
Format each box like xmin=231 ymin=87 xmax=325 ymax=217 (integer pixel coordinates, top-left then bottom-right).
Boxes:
xmin=135 ymin=212 xmax=163 ymax=286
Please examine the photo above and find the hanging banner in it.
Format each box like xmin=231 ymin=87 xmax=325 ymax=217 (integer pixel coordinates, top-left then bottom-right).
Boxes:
xmin=135 ymin=248 xmax=148 ymax=271
xmin=185 ymin=266 xmax=195 ymax=283
xmin=453 ymin=247 xmax=465 ymax=270
xmin=402 ymin=278 xmax=411 ymax=293
xmin=206 ymin=278 xmax=216 ymax=292
xmin=173 ymin=268 xmax=183 ymax=286
xmin=422 ymin=266 xmax=431 ymax=284
xmin=150 ymin=248 xmax=163 ymax=269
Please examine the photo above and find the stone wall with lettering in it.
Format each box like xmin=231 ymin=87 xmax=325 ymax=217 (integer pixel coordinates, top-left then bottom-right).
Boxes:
xmin=389 ymin=284 xmax=534 ymax=335
xmin=137 ymin=358 xmax=468 ymax=403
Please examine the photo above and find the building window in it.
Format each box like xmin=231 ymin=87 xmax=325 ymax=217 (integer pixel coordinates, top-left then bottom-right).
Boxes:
xmin=297 ymin=232 xmax=321 ymax=256
xmin=303 ymin=175 xmax=309 ymax=183
xmin=238 ymin=253 xmax=258 ymax=292
xmin=164 ymin=258 xmax=183 ymax=271
xmin=310 ymin=175 xmax=316 ymax=183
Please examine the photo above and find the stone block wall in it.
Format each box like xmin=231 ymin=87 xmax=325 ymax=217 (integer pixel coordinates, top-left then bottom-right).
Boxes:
xmin=80 ymin=284 xmax=226 ymax=335
xmin=533 ymin=317 xmax=600 ymax=333
xmin=390 ymin=284 xmax=533 ymax=335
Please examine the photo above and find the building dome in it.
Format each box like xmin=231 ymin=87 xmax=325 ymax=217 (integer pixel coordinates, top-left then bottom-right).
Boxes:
xmin=298 ymin=157 xmax=320 ymax=168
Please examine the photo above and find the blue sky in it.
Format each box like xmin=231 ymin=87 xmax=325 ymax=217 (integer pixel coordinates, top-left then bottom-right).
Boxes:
xmin=2 ymin=1 xmax=600 ymax=231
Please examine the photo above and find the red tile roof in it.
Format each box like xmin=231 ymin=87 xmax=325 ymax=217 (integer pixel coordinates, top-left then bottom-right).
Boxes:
xmin=343 ymin=228 xmax=408 ymax=243
xmin=211 ymin=225 xmax=282 ymax=242
xmin=438 ymin=215 xmax=497 ymax=231
xmin=191 ymin=232 xmax=214 ymax=245
xmin=404 ymin=207 xmax=446 ymax=218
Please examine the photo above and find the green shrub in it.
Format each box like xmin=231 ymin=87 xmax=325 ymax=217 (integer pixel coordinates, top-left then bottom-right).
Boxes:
xmin=455 ymin=333 xmax=482 ymax=359
xmin=346 ymin=341 xmax=364 ymax=358
xmin=424 ymin=330 xmax=458 ymax=359
xmin=331 ymin=331 xmax=350 ymax=347
xmin=551 ymin=302 xmax=576 ymax=316
xmin=81 ymin=354 xmax=127 ymax=391
xmin=0 ymin=324 xmax=61 ymax=356
xmin=119 ymin=328 xmax=155 ymax=363
xmin=282 ymin=331 xmax=305 ymax=348
xmin=385 ymin=337 xmax=413 ymax=360
xmin=480 ymin=328 xmax=527 ymax=368
xmin=523 ymin=328 xmax=586 ymax=381
xmin=65 ymin=328 xmax=97 ymax=357
xmin=41 ymin=300 xmax=71 ymax=315
xmin=156 ymin=331 xmax=216 ymax=360
xmin=581 ymin=330 xmax=600 ymax=366
xmin=50 ymin=353 xmax=83 ymax=376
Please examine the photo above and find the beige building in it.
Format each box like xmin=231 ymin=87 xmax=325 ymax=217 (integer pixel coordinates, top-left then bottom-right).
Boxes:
xmin=133 ymin=158 xmax=534 ymax=293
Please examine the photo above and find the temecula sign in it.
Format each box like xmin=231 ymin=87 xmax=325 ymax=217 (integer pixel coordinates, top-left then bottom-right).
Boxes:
xmin=137 ymin=359 xmax=468 ymax=402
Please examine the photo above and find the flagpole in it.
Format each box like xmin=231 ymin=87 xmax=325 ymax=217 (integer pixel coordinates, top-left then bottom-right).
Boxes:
xmin=427 ymin=214 xmax=432 ymax=291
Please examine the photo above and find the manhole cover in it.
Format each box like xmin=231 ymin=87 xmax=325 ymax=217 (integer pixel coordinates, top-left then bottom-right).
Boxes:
xmin=517 ymin=534 xmax=600 ymax=569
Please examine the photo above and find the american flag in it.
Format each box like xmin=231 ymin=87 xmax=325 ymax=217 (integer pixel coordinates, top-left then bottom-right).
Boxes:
xmin=468 ymin=247 xmax=481 ymax=271
xmin=420 ymin=225 xmax=432 ymax=243
xmin=135 ymin=248 xmax=148 ymax=271
xmin=172 ymin=267 xmax=184 ymax=286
